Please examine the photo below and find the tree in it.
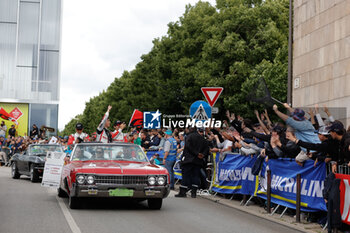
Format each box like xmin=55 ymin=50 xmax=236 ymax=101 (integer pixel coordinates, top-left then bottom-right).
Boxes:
xmin=62 ymin=0 xmax=289 ymax=135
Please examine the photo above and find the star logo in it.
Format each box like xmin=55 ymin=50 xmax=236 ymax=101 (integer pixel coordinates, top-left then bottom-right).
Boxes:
xmin=143 ymin=110 xmax=162 ymax=129
xmin=150 ymin=110 xmax=161 ymax=122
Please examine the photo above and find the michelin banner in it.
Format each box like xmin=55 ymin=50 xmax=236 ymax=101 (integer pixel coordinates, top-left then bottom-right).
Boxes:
xmin=257 ymin=159 xmax=327 ymax=212
xmin=211 ymin=153 xmax=258 ymax=195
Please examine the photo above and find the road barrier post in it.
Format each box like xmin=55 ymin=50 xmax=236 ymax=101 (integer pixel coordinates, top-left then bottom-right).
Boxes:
xmin=296 ymin=174 xmax=301 ymax=223
xmin=267 ymin=170 xmax=271 ymax=214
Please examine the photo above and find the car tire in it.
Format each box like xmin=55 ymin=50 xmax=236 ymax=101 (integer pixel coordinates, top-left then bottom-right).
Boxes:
xmin=148 ymin=198 xmax=162 ymax=210
xmin=69 ymin=195 xmax=80 ymax=209
xmin=57 ymin=187 xmax=68 ymax=198
xmin=30 ymin=164 xmax=39 ymax=183
xmin=11 ymin=162 xmax=20 ymax=179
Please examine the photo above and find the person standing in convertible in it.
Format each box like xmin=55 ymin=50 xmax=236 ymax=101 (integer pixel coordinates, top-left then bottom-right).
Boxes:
xmin=68 ymin=123 xmax=89 ymax=145
xmin=96 ymin=105 xmax=112 ymax=143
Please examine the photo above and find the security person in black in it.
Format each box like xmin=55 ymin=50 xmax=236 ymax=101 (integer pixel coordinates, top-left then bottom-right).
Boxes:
xmin=175 ymin=127 xmax=209 ymax=198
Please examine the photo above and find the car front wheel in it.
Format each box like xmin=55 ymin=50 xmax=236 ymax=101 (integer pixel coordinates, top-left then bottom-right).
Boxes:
xmin=57 ymin=187 xmax=67 ymax=198
xmin=148 ymin=198 xmax=162 ymax=210
xmin=30 ymin=164 xmax=39 ymax=183
xmin=11 ymin=162 xmax=20 ymax=179
xmin=69 ymin=195 xmax=80 ymax=209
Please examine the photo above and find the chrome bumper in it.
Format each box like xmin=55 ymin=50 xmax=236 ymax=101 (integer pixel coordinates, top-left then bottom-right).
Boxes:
xmin=72 ymin=184 xmax=170 ymax=199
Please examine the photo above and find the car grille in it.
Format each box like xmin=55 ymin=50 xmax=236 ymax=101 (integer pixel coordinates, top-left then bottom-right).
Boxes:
xmin=94 ymin=175 xmax=148 ymax=185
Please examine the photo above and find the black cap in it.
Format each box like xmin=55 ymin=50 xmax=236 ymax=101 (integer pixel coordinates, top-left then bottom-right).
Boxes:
xmin=75 ymin=123 xmax=83 ymax=130
xmin=114 ymin=120 xmax=122 ymax=127
xmin=326 ymin=122 xmax=344 ymax=133
xmin=272 ymin=125 xmax=284 ymax=133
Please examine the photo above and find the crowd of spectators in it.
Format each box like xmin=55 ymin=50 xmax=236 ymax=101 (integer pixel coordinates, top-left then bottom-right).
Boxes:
xmin=1 ymin=104 xmax=350 ymax=172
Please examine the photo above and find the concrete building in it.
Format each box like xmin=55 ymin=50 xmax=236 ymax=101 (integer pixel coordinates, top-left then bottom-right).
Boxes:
xmin=293 ymin=0 xmax=350 ymax=125
xmin=0 ymin=0 xmax=62 ymax=136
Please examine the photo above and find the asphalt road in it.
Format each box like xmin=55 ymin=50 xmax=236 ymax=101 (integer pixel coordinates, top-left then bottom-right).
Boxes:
xmin=0 ymin=166 xmax=302 ymax=233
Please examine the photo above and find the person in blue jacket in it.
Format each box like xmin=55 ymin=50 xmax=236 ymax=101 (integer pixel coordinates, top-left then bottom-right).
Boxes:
xmin=163 ymin=129 xmax=177 ymax=190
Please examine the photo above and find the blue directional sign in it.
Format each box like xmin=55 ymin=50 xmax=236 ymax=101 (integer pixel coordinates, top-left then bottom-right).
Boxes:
xmin=189 ymin=100 xmax=212 ymax=121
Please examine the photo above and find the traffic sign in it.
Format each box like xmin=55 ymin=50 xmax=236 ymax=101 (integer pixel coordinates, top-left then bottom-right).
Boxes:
xmin=201 ymin=87 xmax=224 ymax=107
xmin=189 ymin=100 xmax=212 ymax=122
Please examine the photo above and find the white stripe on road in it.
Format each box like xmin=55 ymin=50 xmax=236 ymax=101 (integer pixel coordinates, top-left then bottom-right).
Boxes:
xmin=47 ymin=188 xmax=82 ymax=233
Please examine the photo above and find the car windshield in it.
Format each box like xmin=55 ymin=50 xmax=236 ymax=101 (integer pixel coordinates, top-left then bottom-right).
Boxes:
xmin=71 ymin=144 xmax=148 ymax=162
xmin=29 ymin=145 xmax=63 ymax=155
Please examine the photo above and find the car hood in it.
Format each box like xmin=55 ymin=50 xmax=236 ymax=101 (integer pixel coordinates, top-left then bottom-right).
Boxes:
xmin=69 ymin=160 xmax=168 ymax=175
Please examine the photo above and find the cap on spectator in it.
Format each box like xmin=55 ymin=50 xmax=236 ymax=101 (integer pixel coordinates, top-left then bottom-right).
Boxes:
xmin=272 ymin=125 xmax=284 ymax=133
xmin=64 ymin=136 xmax=69 ymax=139
xmin=165 ymin=129 xmax=172 ymax=135
xmin=114 ymin=120 xmax=122 ymax=126
xmin=317 ymin=126 xmax=330 ymax=135
xmin=291 ymin=108 xmax=305 ymax=121
xmin=75 ymin=123 xmax=83 ymax=130
xmin=326 ymin=121 xmax=344 ymax=133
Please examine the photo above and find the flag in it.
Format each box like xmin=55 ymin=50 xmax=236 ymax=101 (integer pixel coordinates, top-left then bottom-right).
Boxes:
xmin=246 ymin=77 xmax=283 ymax=107
xmin=0 ymin=107 xmax=18 ymax=125
xmin=336 ymin=173 xmax=350 ymax=225
xmin=128 ymin=109 xmax=143 ymax=128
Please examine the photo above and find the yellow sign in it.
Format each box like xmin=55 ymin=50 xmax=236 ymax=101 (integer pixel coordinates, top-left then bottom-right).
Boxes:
xmin=0 ymin=103 xmax=29 ymax=137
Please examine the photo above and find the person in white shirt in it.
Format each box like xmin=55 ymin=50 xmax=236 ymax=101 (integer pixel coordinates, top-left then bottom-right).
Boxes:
xmin=112 ymin=120 xmax=126 ymax=142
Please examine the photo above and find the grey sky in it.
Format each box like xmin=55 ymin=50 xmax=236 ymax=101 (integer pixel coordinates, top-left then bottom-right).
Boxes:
xmin=59 ymin=0 xmax=216 ymax=130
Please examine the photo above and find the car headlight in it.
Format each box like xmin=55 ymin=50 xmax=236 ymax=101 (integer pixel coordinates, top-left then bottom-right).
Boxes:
xmin=76 ymin=175 xmax=85 ymax=184
xmin=148 ymin=176 xmax=156 ymax=185
xmin=87 ymin=175 xmax=95 ymax=185
xmin=157 ymin=176 xmax=166 ymax=186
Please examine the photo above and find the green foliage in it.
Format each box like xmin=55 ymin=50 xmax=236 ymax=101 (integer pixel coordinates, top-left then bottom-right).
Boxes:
xmin=63 ymin=0 xmax=290 ymax=135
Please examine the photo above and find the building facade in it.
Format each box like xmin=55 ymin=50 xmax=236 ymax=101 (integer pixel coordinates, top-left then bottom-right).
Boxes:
xmin=293 ymin=0 xmax=350 ymax=125
xmin=0 ymin=0 xmax=61 ymax=136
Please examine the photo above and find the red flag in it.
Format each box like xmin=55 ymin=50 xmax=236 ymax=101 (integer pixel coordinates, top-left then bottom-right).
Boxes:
xmin=0 ymin=107 xmax=18 ymax=125
xmin=128 ymin=109 xmax=143 ymax=128
xmin=336 ymin=173 xmax=350 ymax=225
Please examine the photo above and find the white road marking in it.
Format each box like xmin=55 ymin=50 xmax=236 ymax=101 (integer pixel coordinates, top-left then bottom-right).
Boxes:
xmin=47 ymin=188 xmax=82 ymax=233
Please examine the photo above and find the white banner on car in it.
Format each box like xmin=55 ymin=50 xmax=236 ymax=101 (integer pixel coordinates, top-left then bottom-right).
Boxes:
xmin=41 ymin=152 xmax=66 ymax=188
xmin=48 ymin=136 xmax=58 ymax=144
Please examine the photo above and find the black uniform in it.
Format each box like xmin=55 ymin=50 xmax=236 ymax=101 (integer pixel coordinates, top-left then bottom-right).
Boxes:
xmin=178 ymin=130 xmax=209 ymax=196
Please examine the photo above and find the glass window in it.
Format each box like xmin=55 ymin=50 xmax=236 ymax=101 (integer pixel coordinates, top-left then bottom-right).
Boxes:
xmin=40 ymin=0 xmax=61 ymax=51
xmin=17 ymin=2 xmax=40 ymax=67
xmin=71 ymin=144 xmax=148 ymax=162
xmin=0 ymin=0 xmax=18 ymax=23
xmin=0 ymin=23 xmax=17 ymax=94
xmin=29 ymin=104 xmax=58 ymax=134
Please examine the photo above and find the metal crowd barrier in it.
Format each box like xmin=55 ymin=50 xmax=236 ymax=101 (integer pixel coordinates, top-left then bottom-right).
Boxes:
xmin=326 ymin=163 xmax=350 ymax=175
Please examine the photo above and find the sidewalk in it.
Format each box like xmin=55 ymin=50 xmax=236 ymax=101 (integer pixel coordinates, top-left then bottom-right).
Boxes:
xmin=196 ymin=191 xmax=324 ymax=233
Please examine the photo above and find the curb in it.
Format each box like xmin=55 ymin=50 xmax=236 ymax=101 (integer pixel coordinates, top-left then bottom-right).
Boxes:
xmin=198 ymin=193 xmax=323 ymax=233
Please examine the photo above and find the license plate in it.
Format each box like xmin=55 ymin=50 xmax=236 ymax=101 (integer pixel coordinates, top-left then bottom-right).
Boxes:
xmin=88 ymin=190 xmax=98 ymax=195
xmin=145 ymin=190 xmax=155 ymax=196
xmin=109 ymin=188 xmax=134 ymax=197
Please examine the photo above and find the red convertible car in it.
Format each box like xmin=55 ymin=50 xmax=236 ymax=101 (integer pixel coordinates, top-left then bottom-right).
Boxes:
xmin=58 ymin=143 xmax=170 ymax=209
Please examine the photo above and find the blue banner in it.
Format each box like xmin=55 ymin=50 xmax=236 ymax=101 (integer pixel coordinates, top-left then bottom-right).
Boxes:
xmin=257 ymin=159 xmax=327 ymax=212
xmin=211 ymin=153 xmax=258 ymax=195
